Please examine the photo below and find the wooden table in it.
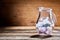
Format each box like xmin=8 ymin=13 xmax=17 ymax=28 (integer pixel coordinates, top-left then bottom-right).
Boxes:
xmin=0 ymin=26 xmax=60 ymax=40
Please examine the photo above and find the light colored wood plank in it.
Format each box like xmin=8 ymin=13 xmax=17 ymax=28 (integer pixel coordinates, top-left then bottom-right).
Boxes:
xmin=4 ymin=26 xmax=60 ymax=30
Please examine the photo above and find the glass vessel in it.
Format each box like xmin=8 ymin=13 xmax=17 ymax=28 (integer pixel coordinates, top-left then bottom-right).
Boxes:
xmin=36 ymin=7 xmax=57 ymax=36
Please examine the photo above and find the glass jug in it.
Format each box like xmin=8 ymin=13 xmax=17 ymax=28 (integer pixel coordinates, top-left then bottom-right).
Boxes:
xmin=36 ymin=7 xmax=57 ymax=36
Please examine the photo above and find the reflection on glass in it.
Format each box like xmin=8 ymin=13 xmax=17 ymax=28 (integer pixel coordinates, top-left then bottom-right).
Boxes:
xmin=36 ymin=7 xmax=57 ymax=36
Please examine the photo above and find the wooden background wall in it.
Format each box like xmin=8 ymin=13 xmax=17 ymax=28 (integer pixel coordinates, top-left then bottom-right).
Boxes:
xmin=1 ymin=0 xmax=60 ymax=26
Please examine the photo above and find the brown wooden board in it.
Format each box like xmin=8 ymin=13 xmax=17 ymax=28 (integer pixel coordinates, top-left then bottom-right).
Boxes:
xmin=2 ymin=0 xmax=60 ymax=26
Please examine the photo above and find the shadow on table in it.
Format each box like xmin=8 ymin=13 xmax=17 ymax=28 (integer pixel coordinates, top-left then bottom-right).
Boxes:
xmin=30 ymin=34 xmax=52 ymax=39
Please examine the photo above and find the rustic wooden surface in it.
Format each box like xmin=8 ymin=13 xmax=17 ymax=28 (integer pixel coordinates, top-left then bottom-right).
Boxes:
xmin=3 ymin=26 xmax=60 ymax=30
xmin=0 ymin=26 xmax=60 ymax=40
xmin=2 ymin=0 xmax=60 ymax=26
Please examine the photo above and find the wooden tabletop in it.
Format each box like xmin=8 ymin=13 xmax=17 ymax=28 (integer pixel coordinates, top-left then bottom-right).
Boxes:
xmin=0 ymin=26 xmax=60 ymax=40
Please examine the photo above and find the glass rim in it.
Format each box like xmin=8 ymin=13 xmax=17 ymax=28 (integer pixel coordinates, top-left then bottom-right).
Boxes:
xmin=38 ymin=7 xmax=52 ymax=12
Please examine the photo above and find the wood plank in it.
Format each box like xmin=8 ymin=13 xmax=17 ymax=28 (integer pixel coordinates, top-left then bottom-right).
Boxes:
xmin=3 ymin=0 xmax=60 ymax=26
xmin=3 ymin=26 xmax=60 ymax=30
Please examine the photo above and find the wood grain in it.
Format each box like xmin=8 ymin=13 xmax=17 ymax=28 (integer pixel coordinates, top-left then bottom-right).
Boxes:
xmin=3 ymin=0 xmax=60 ymax=26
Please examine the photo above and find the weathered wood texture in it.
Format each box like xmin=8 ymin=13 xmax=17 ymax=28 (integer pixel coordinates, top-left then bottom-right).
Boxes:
xmin=0 ymin=26 xmax=60 ymax=40
xmin=2 ymin=0 xmax=60 ymax=26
